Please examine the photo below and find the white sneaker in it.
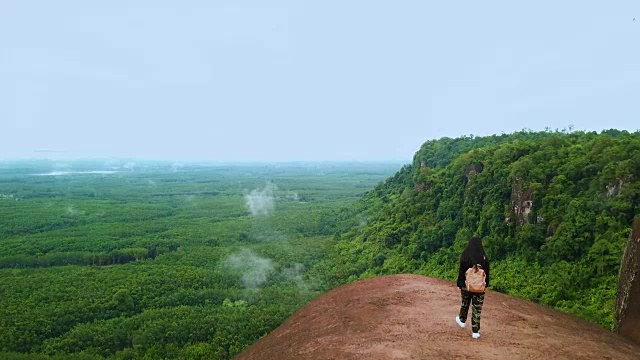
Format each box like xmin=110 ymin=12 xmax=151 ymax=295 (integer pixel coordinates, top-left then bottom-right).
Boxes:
xmin=472 ymin=332 xmax=480 ymax=339
xmin=455 ymin=316 xmax=466 ymax=328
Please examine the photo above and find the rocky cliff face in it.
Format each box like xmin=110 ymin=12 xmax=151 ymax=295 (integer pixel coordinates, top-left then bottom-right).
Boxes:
xmin=616 ymin=217 xmax=640 ymax=344
xmin=507 ymin=176 xmax=534 ymax=226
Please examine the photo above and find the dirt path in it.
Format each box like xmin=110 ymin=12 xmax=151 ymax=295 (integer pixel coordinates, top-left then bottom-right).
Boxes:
xmin=235 ymin=274 xmax=640 ymax=359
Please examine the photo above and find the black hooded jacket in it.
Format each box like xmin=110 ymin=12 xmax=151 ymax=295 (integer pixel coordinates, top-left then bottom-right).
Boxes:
xmin=456 ymin=255 xmax=490 ymax=289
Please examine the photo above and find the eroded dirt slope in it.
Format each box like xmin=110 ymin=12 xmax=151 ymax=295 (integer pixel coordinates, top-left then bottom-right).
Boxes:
xmin=236 ymin=274 xmax=640 ymax=360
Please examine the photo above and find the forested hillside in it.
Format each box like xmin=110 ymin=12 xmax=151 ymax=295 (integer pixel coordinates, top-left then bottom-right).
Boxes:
xmin=313 ymin=129 xmax=640 ymax=329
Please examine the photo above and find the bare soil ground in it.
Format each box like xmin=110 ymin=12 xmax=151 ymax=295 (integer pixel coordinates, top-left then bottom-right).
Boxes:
xmin=235 ymin=274 xmax=640 ymax=360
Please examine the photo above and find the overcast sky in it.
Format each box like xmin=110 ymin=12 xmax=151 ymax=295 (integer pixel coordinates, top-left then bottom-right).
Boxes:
xmin=1 ymin=1 xmax=639 ymax=161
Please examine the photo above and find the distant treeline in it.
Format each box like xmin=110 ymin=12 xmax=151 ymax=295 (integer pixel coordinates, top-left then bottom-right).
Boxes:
xmin=0 ymin=244 xmax=179 ymax=269
xmin=150 ymin=191 xmax=220 ymax=197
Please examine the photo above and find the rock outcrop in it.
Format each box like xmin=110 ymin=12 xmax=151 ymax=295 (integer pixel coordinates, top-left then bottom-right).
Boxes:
xmin=616 ymin=216 xmax=640 ymax=345
xmin=508 ymin=176 xmax=534 ymax=225
xmin=463 ymin=163 xmax=483 ymax=185
xmin=606 ymin=179 xmax=624 ymax=198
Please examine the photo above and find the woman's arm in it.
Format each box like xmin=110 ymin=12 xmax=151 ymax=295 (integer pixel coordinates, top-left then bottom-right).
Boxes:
xmin=457 ymin=257 xmax=467 ymax=288
xmin=484 ymin=260 xmax=490 ymax=287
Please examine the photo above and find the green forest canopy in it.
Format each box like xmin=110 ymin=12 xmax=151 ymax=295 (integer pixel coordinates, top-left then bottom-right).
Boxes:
xmin=0 ymin=162 xmax=399 ymax=359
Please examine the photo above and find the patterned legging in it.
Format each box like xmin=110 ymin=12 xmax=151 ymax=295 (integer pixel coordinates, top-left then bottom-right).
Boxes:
xmin=459 ymin=289 xmax=485 ymax=333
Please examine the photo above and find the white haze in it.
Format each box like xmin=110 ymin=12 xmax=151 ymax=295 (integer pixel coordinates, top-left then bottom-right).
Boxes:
xmin=281 ymin=263 xmax=308 ymax=290
xmin=286 ymin=191 xmax=300 ymax=201
xmin=66 ymin=205 xmax=85 ymax=216
xmin=250 ymin=228 xmax=288 ymax=243
xmin=222 ymin=249 xmax=275 ymax=289
xmin=245 ymin=183 xmax=277 ymax=216
xmin=31 ymin=170 xmax=118 ymax=176
xmin=171 ymin=162 xmax=184 ymax=172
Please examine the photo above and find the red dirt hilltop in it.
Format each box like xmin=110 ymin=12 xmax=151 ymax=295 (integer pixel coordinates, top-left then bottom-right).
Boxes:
xmin=235 ymin=274 xmax=640 ymax=360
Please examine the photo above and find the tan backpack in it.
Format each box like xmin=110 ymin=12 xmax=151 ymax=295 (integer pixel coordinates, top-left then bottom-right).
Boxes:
xmin=465 ymin=264 xmax=486 ymax=293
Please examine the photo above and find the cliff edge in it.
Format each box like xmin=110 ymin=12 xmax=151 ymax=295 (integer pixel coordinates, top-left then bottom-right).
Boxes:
xmin=236 ymin=274 xmax=640 ymax=359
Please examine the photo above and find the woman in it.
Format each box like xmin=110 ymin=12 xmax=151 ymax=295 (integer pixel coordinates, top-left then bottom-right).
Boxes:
xmin=455 ymin=236 xmax=490 ymax=339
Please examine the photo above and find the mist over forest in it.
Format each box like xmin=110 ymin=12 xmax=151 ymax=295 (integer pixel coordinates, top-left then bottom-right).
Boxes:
xmin=0 ymin=160 xmax=403 ymax=359
xmin=3 ymin=0 xmax=639 ymax=358
xmin=2 ymin=129 xmax=639 ymax=359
